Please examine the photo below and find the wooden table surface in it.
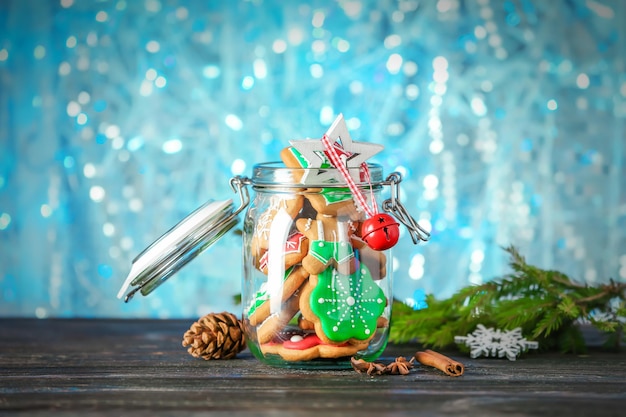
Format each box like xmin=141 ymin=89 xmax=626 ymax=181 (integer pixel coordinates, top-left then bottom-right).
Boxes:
xmin=1 ymin=318 xmax=625 ymax=416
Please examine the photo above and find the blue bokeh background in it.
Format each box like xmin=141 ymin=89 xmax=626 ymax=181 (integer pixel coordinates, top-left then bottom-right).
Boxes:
xmin=0 ymin=0 xmax=624 ymax=318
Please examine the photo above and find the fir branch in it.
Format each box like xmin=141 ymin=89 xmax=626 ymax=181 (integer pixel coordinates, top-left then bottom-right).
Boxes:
xmin=390 ymin=246 xmax=626 ymax=353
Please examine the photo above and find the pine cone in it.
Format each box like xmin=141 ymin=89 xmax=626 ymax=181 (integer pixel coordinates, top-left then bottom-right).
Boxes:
xmin=182 ymin=312 xmax=246 ymax=360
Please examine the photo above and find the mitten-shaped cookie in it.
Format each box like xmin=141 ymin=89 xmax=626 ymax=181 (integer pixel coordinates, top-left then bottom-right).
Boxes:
xmin=296 ymin=216 xmax=358 ymax=276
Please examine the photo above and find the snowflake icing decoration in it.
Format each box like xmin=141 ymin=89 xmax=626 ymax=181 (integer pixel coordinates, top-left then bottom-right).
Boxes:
xmin=310 ymin=264 xmax=386 ymax=343
xmin=454 ymin=324 xmax=539 ymax=361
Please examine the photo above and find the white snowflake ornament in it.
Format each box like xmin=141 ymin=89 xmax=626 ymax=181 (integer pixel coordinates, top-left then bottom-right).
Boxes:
xmin=454 ymin=324 xmax=539 ymax=361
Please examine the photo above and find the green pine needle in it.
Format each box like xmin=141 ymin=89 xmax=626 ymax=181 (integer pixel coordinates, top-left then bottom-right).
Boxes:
xmin=390 ymin=245 xmax=626 ymax=353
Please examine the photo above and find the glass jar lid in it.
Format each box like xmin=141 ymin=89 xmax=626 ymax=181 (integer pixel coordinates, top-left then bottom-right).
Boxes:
xmin=118 ymin=177 xmax=251 ymax=302
xmin=117 ymin=199 xmax=240 ymax=302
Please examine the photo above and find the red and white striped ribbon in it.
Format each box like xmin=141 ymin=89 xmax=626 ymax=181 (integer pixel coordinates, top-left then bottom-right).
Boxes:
xmin=320 ymin=134 xmax=377 ymax=218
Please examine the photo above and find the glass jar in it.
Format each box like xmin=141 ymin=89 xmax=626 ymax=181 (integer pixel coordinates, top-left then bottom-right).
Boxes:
xmin=240 ymin=162 xmax=392 ymax=369
xmin=118 ymin=160 xmax=428 ymax=369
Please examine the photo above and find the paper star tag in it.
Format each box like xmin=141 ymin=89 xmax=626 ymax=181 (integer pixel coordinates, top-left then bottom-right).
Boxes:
xmin=290 ymin=114 xmax=383 ymax=184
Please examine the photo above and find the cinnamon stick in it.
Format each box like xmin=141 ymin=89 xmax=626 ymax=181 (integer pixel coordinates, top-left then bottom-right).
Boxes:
xmin=414 ymin=349 xmax=464 ymax=377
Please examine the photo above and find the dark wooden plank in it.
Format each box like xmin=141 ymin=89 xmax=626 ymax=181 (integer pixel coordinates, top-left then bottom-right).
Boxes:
xmin=1 ymin=319 xmax=625 ymax=416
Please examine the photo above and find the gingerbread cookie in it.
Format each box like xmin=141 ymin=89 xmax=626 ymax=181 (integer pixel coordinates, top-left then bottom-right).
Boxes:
xmin=280 ymin=145 xmax=331 ymax=169
xmin=353 ymin=240 xmax=387 ymax=280
xmin=304 ymin=187 xmax=361 ymax=218
xmin=247 ymin=265 xmax=310 ymax=326
xmin=376 ymin=316 xmax=389 ymax=329
xmin=299 ymin=264 xmax=387 ymax=345
xmin=260 ymin=330 xmax=370 ymax=361
xmin=280 ymin=146 xmax=334 ymax=185
xmin=255 ymin=289 xmax=302 ymax=344
xmin=256 ymin=232 xmax=309 ymax=274
xmin=297 ymin=314 xmax=315 ymax=331
xmin=296 ymin=216 xmax=359 ymax=276
xmin=250 ymin=194 xmax=304 ymax=254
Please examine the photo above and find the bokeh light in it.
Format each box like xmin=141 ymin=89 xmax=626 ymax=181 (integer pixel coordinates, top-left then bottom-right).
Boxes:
xmin=0 ymin=0 xmax=624 ymax=318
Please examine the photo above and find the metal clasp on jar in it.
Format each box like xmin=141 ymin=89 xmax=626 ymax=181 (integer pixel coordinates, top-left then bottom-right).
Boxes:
xmin=382 ymin=172 xmax=431 ymax=244
xmin=230 ymin=175 xmax=252 ymax=215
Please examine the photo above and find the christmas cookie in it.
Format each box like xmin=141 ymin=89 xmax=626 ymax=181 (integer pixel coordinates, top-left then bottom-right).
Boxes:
xmin=280 ymin=146 xmax=333 ymax=185
xmin=260 ymin=330 xmax=370 ymax=361
xmin=353 ymin=239 xmax=387 ymax=280
xmin=247 ymin=265 xmax=310 ymax=326
xmin=295 ymin=216 xmax=358 ymax=276
xmin=376 ymin=316 xmax=389 ymax=329
xmin=281 ymin=145 xmax=330 ymax=170
xmin=255 ymin=289 xmax=302 ymax=344
xmin=256 ymin=232 xmax=309 ymax=274
xmin=300 ymin=264 xmax=387 ymax=345
xmin=304 ymin=187 xmax=361 ymax=218
xmin=250 ymin=194 xmax=304 ymax=254
xmin=297 ymin=314 xmax=315 ymax=331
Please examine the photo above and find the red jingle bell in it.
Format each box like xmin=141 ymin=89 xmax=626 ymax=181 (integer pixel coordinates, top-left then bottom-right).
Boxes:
xmin=361 ymin=213 xmax=400 ymax=251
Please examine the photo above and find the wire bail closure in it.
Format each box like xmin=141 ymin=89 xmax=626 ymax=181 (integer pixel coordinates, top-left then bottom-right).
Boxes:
xmin=382 ymin=172 xmax=431 ymax=244
xmin=230 ymin=175 xmax=252 ymax=215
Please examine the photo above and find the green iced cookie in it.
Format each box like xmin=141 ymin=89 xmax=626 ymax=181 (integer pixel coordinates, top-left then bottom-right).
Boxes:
xmin=309 ymin=264 xmax=386 ymax=343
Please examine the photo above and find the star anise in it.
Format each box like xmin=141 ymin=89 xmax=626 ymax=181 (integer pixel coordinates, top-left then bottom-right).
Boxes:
xmin=385 ymin=356 xmax=415 ymax=375
xmin=351 ymin=356 xmax=415 ymax=376
xmin=351 ymin=357 xmax=387 ymax=376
